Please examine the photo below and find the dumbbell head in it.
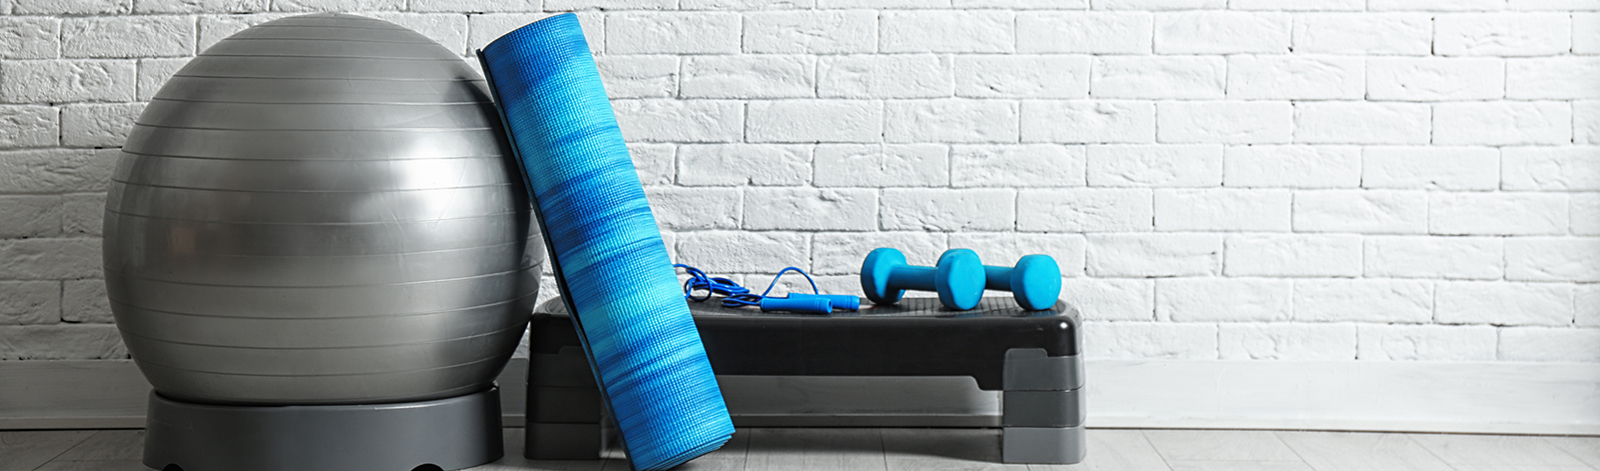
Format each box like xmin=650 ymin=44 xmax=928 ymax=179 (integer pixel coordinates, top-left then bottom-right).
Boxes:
xmin=861 ymin=248 xmax=986 ymax=310
xmin=1010 ymin=254 xmax=1061 ymax=311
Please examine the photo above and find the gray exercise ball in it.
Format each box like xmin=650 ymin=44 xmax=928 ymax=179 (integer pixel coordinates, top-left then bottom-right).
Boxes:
xmin=104 ymin=13 xmax=542 ymax=405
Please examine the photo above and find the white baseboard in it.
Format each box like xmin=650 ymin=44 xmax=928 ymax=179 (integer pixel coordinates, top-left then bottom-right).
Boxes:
xmin=3 ymin=359 xmax=1596 ymax=435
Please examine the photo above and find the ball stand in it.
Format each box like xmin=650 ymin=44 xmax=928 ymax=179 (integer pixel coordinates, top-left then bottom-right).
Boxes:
xmin=143 ymin=387 xmax=504 ymax=471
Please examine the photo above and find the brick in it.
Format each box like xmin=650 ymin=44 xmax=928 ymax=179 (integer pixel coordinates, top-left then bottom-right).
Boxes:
xmin=676 ymin=144 xmax=810 ymax=186
xmin=1293 ymin=190 xmax=1427 ymax=234
xmin=948 ymin=232 xmax=1086 ymax=279
xmin=0 ymin=105 xmax=58 ymax=149
xmin=1093 ymin=0 xmax=1221 ymax=9
xmin=409 ymin=0 xmax=536 ymax=12
xmin=747 ymin=100 xmax=882 ymax=143
xmin=645 ymin=187 xmax=741 ymax=231
xmin=1158 ymin=277 xmax=1292 ymax=322
xmin=613 ymin=99 xmax=743 ymax=143
xmin=1090 ymin=144 xmax=1229 ymax=192
xmin=197 ymin=14 xmax=290 ymax=53
xmin=1430 ymin=192 xmax=1567 ymax=236
xmin=818 ymin=54 xmax=953 ymax=99
xmin=952 ymin=144 xmax=1084 ymax=188
xmin=1507 ymin=238 xmax=1600 ymax=282
xmin=1082 ymin=321 xmax=1217 ymax=360
xmin=1291 ymin=13 xmax=1432 ymax=55
xmin=469 ymin=13 xmax=602 ymax=54
xmin=1060 ymin=278 xmax=1154 ymax=321
xmin=1357 ymin=324 xmax=1497 ymax=361
xmin=1086 ymin=233 xmax=1222 ymax=277
xmin=0 ymin=196 xmax=60 ymax=238
xmin=135 ymin=0 xmax=268 ymax=13
xmin=1508 ymin=58 xmax=1600 ymax=100
xmin=681 ymin=55 xmax=814 ymax=99
xmin=814 ymin=144 xmax=949 ymax=187
xmin=63 ymin=16 xmax=194 ymax=59
xmin=1018 ymin=12 xmax=1152 ymax=54
xmin=0 ymin=325 xmax=126 ymax=360
xmin=1294 ymin=102 xmax=1430 ymax=145
xmin=546 ymin=0 xmax=674 ymax=10
xmin=269 ymin=0 xmax=402 ymax=11
xmin=746 ymin=188 xmax=876 ymax=231
xmin=596 ymin=55 xmax=678 ymax=99
xmin=675 ymin=231 xmax=808 ymax=274
xmin=955 ymin=0 xmax=1086 ymax=7
xmin=0 ymin=281 xmax=58 ymax=325
xmin=880 ymin=189 xmax=1014 ymax=231
xmin=60 ymin=103 xmax=143 ymax=148
xmin=12 ymin=0 xmax=130 ymax=14
xmin=1224 ymin=234 xmax=1361 ymax=277
xmin=1438 ymin=281 xmax=1573 ymax=326
xmin=629 ymin=143 xmax=674 ymax=186
xmin=0 ymin=17 xmax=61 ymax=60
xmin=1368 ymin=0 xmax=1505 ymax=10
xmin=1154 ymin=11 xmax=1290 ymax=54
xmin=1017 ymin=188 xmax=1152 ymax=233
xmin=1365 ymin=236 xmax=1504 ymax=280
xmin=812 ymin=232 xmax=945 ymax=276
xmin=1294 ymin=279 xmax=1433 ymax=323
xmin=1155 ymin=189 xmax=1290 ymax=232
xmin=1579 ymin=101 xmax=1600 ymax=144
xmin=61 ymin=193 xmax=105 ymax=237
xmin=1509 ymin=0 xmax=1600 ymax=10
xmin=885 ymin=100 xmax=1019 ymax=143
xmin=1503 ymin=147 xmax=1600 ymax=191
xmin=0 ymin=149 xmax=115 ymax=194
xmin=136 ymin=58 xmax=188 ymax=101
xmin=609 ymin=13 xmax=739 ymax=55
xmin=1227 ymin=55 xmax=1363 ymax=100
xmin=1220 ymin=324 xmax=1356 ymax=361
xmin=1579 ymin=284 xmax=1600 ymax=326
xmin=61 ymin=279 xmax=110 ymax=324
xmin=1436 ymin=13 xmax=1571 ymax=57
xmin=362 ymin=13 xmax=467 ymax=55
xmin=1022 ymin=100 xmax=1155 ymax=144
xmin=1367 ymin=58 xmax=1506 ymax=101
xmin=0 ymin=238 xmax=101 ymax=280
xmin=1234 ymin=0 xmax=1362 ymax=9
xmin=817 ymin=0 xmax=947 ymax=7
xmin=743 ymin=10 xmax=876 ymax=54
xmin=956 ymin=55 xmax=1088 ymax=99
xmin=1435 ymin=102 xmax=1571 ymax=146
xmin=1361 ymin=146 xmax=1500 ymax=191
xmin=881 ymin=10 xmax=1013 ymax=53
xmin=1577 ymin=13 xmax=1600 ymax=54
xmin=1224 ymin=146 xmax=1359 ymax=189
xmin=1090 ymin=56 xmax=1225 ymax=100
xmin=2 ymin=60 xmax=136 ymax=104
xmin=1576 ymin=193 xmax=1600 ymax=236
xmin=1157 ymin=101 xmax=1292 ymax=144
xmin=1498 ymin=328 xmax=1600 ymax=362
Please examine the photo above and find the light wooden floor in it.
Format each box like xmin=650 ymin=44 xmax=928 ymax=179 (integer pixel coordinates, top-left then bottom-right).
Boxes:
xmin=4 ymin=428 xmax=1599 ymax=471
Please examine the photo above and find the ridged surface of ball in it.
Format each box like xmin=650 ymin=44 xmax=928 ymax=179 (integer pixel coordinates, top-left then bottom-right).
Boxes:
xmin=104 ymin=13 xmax=541 ymax=405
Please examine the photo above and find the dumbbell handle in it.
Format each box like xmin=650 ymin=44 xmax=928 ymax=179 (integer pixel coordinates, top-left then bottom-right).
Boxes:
xmin=887 ymin=265 xmax=939 ymax=291
xmin=983 ymin=265 xmax=1015 ymax=291
xmin=760 ymin=296 xmax=832 ymax=314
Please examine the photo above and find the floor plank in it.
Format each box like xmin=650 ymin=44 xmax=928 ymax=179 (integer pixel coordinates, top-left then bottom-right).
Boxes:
xmin=881 ymin=428 xmax=1024 ymax=471
xmin=743 ymin=428 xmax=886 ymax=471
xmin=32 ymin=461 xmax=149 ymax=471
xmin=1548 ymin=436 xmax=1600 ymax=469
xmin=467 ymin=427 xmax=608 ymax=471
xmin=1028 ymin=429 xmax=1170 ymax=471
xmin=0 ymin=430 xmax=95 ymax=471
xmin=1141 ymin=430 xmax=1301 ymax=462
xmin=1409 ymin=434 xmax=1594 ymax=469
xmin=1275 ymin=431 xmax=1454 ymax=471
xmin=53 ymin=430 xmax=144 ymax=462
xmin=1164 ymin=462 xmax=1312 ymax=471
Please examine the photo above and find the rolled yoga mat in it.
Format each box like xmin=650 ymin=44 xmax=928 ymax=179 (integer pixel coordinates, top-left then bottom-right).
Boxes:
xmin=477 ymin=13 xmax=733 ymax=471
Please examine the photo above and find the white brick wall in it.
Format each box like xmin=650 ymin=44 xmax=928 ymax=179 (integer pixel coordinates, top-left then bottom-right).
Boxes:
xmin=1 ymin=2 xmax=1596 ymax=366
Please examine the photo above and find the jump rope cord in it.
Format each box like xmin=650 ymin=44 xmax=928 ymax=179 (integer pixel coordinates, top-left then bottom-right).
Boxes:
xmin=673 ymin=264 xmax=819 ymax=308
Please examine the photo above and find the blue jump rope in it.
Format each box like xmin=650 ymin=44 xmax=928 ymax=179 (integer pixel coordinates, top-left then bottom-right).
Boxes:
xmin=478 ymin=13 xmax=732 ymax=470
xmin=674 ymin=264 xmax=860 ymax=314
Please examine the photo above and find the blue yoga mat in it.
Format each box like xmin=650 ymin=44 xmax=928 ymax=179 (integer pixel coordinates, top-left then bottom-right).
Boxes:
xmin=477 ymin=13 xmax=733 ymax=471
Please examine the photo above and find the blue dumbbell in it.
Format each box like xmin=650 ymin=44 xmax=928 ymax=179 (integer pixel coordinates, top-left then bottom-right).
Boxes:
xmin=861 ymin=247 xmax=985 ymax=311
xmin=940 ymin=251 xmax=1061 ymax=311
